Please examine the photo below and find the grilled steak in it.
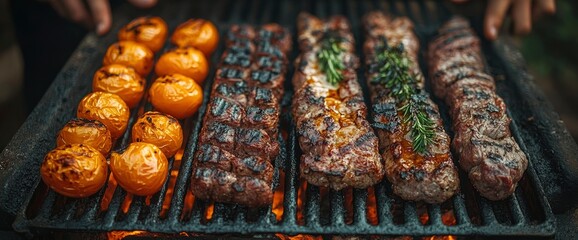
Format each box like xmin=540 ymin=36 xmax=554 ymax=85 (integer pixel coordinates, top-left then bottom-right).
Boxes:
xmin=362 ymin=12 xmax=459 ymax=204
xmin=292 ymin=12 xmax=384 ymax=190
xmin=428 ymin=17 xmax=528 ymax=200
xmin=191 ymin=24 xmax=291 ymax=207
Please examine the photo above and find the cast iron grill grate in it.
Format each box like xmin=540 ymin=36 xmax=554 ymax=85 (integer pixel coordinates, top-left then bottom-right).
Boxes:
xmin=9 ymin=0 xmax=556 ymax=237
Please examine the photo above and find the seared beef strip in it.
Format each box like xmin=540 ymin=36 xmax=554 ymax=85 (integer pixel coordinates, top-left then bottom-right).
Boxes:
xmin=363 ymin=12 xmax=460 ymax=204
xmin=191 ymin=24 xmax=291 ymax=207
xmin=428 ymin=17 xmax=528 ymax=200
xmin=292 ymin=12 xmax=384 ymax=190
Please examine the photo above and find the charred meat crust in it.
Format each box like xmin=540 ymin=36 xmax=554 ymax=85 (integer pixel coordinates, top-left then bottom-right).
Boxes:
xmin=362 ymin=12 xmax=460 ymax=204
xmin=428 ymin=17 xmax=528 ymax=200
xmin=191 ymin=24 xmax=291 ymax=207
xmin=293 ymin=12 xmax=384 ymax=190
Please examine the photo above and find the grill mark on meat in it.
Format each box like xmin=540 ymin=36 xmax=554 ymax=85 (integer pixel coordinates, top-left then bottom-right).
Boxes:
xmin=362 ymin=12 xmax=460 ymax=204
xmin=428 ymin=17 xmax=528 ymax=200
xmin=191 ymin=24 xmax=291 ymax=207
xmin=293 ymin=12 xmax=384 ymax=190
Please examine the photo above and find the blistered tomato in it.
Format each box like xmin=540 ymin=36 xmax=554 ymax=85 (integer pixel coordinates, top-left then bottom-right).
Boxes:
xmin=41 ymin=144 xmax=108 ymax=198
xmin=103 ymin=41 xmax=154 ymax=76
xmin=118 ymin=16 xmax=168 ymax=52
xmin=93 ymin=64 xmax=145 ymax=108
xmin=148 ymin=74 xmax=203 ymax=119
xmin=154 ymin=47 xmax=208 ymax=84
xmin=131 ymin=111 xmax=183 ymax=158
xmin=77 ymin=92 xmax=130 ymax=139
xmin=171 ymin=19 xmax=219 ymax=56
xmin=110 ymin=142 xmax=168 ymax=196
xmin=57 ymin=118 xmax=112 ymax=155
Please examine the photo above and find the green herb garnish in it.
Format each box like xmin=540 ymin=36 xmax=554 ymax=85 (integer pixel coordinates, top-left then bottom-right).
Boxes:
xmin=318 ymin=33 xmax=345 ymax=85
xmin=374 ymin=44 xmax=435 ymax=154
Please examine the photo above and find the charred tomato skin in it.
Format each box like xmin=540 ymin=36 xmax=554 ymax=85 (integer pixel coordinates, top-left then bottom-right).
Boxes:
xmin=57 ymin=118 xmax=112 ymax=155
xmin=118 ymin=16 xmax=168 ymax=52
xmin=154 ymin=47 xmax=209 ymax=84
xmin=41 ymin=144 xmax=108 ymax=198
xmin=77 ymin=92 xmax=130 ymax=140
xmin=110 ymin=142 xmax=169 ymax=196
xmin=131 ymin=111 xmax=183 ymax=158
xmin=171 ymin=19 xmax=219 ymax=56
xmin=148 ymin=74 xmax=203 ymax=120
xmin=93 ymin=64 xmax=145 ymax=108
xmin=103 ymin=41 xmax=154 ymax=76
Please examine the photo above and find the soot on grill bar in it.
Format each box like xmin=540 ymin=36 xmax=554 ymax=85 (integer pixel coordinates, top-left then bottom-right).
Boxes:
xmin=2 ymin=0 xmax=578 ymax=239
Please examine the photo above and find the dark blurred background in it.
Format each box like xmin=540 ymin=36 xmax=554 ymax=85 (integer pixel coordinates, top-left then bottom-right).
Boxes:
xmin=0 ymin=0 xmax=577 ymax=151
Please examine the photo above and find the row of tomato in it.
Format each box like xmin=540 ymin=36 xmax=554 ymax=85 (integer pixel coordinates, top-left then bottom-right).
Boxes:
xmin=40 ymin=16 xmax=219 ymax=198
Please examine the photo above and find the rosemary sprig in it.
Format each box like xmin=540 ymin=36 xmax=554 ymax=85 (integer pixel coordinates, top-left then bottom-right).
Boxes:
xmin=374 ymin=44 xmax=436 ymax=154
xmin=318 ymin=34 xmax=345 ymax=85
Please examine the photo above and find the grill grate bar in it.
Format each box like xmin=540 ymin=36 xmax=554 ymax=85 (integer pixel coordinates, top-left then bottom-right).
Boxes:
xmin=429 ymin=204 xmax=442 ymax=226
xmin=352 ymin=189 xmax=368 ymax=225
xmin=304 ymin=185 xmax=321 ymax=228
xmin=404 ymin=202 xmax=420 ymax=225
xmin=375 ymin=182 xmax=393 ymax=226
xmin=281 ymin=128 xmax=299 ymax=225
xmin=479 ymin=198 xmax=498 ymax=225
xmin=509 ymin=194 xmax=526 ymax=225
xmin=10 ymin=0 xmax=557 ymax=237
xmin=330 ymin=190 xmax=346 ymax=227
xmin=453 ymin=194 xmax=472 ymax=225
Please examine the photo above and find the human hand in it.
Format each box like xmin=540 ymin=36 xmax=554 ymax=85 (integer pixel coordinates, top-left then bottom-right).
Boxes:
xmin=49 ymin=0 xmax=158 ymax=35
xmin=451 ymin=0 xmax=556 ymax=40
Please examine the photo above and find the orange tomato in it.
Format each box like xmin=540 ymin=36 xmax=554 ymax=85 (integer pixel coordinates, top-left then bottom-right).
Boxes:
xmin=41 ymin=144 xmax=108 ymax=198
xmin=77 ymin=92 xmax=130 ymax=139
xmin=110 ymin=142 xmax=169 ymax=196
xmin=93 ymin=64 xmax=145 ymax=108
xmin=57 ymin=118 xmax=112 ymax=155
xmin=131 ymin=111 xmax=183 ymax=158
xmin=148 ymin=74 xmax=203 ymax=119
xmin=171 ymin=19 xmax=219 ymax=56
xmin=155 ymin=47 xmax=208 ymax=84
xmin=118 ymin=16 xmax=168 ymax=52
xmin=103 ymin=41 xmax=154 ymax=76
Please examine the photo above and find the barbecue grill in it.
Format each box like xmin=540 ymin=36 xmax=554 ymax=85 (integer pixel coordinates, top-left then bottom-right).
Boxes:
xmin=1 ymin=0 xmax=578 ymax=239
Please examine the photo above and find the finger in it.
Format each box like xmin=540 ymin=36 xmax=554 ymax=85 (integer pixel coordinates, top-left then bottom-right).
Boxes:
xmin=534 ymin=0 xmax=556 ymax=18
xmin=484 ymin=0 xmax=512 ymax=40
xmin=87 ymin=0 xmax=112 ymax=35
xmin=127 ymin=0 xmax=158 ymax=8
xmin=512 ymin=0 xmax=532 ymax=35
xmin=49 ymin=0 xmax=67 ymax=17
xmin=62 ymin=0 xmax=91 ymax=26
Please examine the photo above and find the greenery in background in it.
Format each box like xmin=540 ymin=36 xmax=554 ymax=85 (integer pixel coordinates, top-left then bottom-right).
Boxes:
xmin=521 ymin=0 xmax=578 ymax=95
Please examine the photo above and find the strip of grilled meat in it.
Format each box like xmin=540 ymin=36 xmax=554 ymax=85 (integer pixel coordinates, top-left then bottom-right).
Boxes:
xmin=293 ymin=12 xmax=384 ymax=190
xmin=428 ymin=17 xmax=528 ymax=200
xmin=363 ymin=12 xmax=459 ymax=204
xmin=191 ymin=24 xmax=291 ymax=207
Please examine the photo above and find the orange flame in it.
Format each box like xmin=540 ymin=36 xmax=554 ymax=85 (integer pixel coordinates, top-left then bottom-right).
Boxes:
xmin=274 ymin=234 xmax=323 ymax=240
xmin=419 ymin=208 xmax=457 ymax=240
xmin=296 ymin=181 xmax=307 ymax=225
xmin=205 ymin=202 xmax=215 ymax=220
xmin=272 ymin=170 xmax=286 ymax=221
xmin=366 ymin=187 xmax=378 ymax=225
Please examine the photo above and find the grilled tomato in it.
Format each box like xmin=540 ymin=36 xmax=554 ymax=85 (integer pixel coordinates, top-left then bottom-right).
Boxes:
xmin=171 ymin=19 xmax=219 ymax=56
xmin=110 ymin=142 xmax=168 ymax=196
xmin=148 ymin=74 xmax=203 ymax=119
xmin=118 ymin=16 xmax=168 ymax=52
xmin=154 ymin=47 xmax=208 ymax=84
xmin=77 ymin=92 xmax=130 ymax=139
xmin=131 ymin=111 xmax=183 ymax=158
xmin=57 ymin=118 xmax=112 ymax=155
xmin=41 ymin=144 xmax=108 ymax=198
xmin=103 ymin=41 xmax=154 ymax=76
xmin=93 ymin=64 xmax=145 ymax=108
